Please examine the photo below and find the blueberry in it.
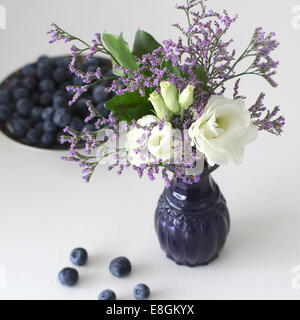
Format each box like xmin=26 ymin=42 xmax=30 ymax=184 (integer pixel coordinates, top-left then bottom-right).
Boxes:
xmin=98 ymin=289 xmax=117 ymax=301
xmin=101 ymin=69 xmax=114 ymax=86
xmin=43 ymin=120 xmax=57 ymax=133
xmin=0 ymin=89 xmax=11 ymax=104
xmin=30 ymin=107 xmax=43 ymax=122
xmin=72 ymin=76 xmax=84 ymax=86
xmin=76 ymin=98 xmax=88 ymax=108
xmin=101 ymin=64 xmax=113 ymax=75
xmin=54 ymin=57 xmax=70 ymax=69
xmin=96 ymin=102 xmax=110 ymax=119
xmin=86 ymin=64 xmax=98 ymax=73
xmin=53 ymin=68 xmax=70 ymax=83
xmin=58 ymin=267 xmax=79 ymax=287
xmin=37 ymin=63 xmax=52 ymax=80
xmin=53 ymin=108 xmax=71 ymax=128
xmin=11 ymin=112 xmax=20 ymax=120
xmin=34 ymin=122 xmax=44 ymax=133
xmin=56 ymin=130 xmax=64 ymax=143
xmin=13 ymin=88 xmax=30 ymax=101
xmin=53 ymin=90 xmax=67 ymax=100
xmin=109 ymin=257 xmax=131 ymax=278
xmin=86 ymin=56 xmax=101 ymax=66
xmin=8 ymin=79 xmax=22 ymax=91
xmin=23 ymin=77 xmax=38 ymax=91
xmin=32 ymin=92 xmax=40 ymax=104
xmin=133 ymin=284 xmax=150 ymax=300
xmin=39 ymin=92 xmax=52 ymax=106
xmin=21 ymin=64 xmax=36 ymax=77
xmin=103 ymin=69 xmax=114 ymax=78
xmin=37 ymin=55 xmax=51 ymax=65
xmin=70 ymin=117 xmax=84 ymax=131
xmin=53 ymin=96 xmax=67 ymax=109
xmin=0 ymin=105 xmax=12 ymax=122
xmin=41 ymin=132 xmax=56 ymax=146
xmin=70 ymin=248 xmax=88 ymax=266
xmin=65 ymin=86 xmax=75 ymax=100
xmin=73 ymin=98 xmax=88 ymax=116
xmin=39 ymin=79 xmax=55 ymax=93
xmin=12 ymin=118 xmax=30 ymax=137
xmin=26 ymin=129 xmax=40 ymax=145
xmin=16 ymin=98 xmax=33 ymax=117
xmin=92 ymin=85 xmax=108 ymax=104
xmin=41 ymin=107 xmax=54 ymax=121
xmin=85 ymin=121 xmax=96 ymax=132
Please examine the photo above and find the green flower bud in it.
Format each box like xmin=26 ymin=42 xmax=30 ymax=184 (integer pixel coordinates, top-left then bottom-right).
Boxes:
xmin=179 ymin=85 xmax=195 ymax=110
xmin=149 ymin=92 xmax=169 ymax=120
xmin=160 ymin=81 xmax=180 ymax=114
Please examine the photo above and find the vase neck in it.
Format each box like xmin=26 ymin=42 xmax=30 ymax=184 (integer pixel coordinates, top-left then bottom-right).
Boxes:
xmin=170 ymin=174 xmax=215 ymax=200
xmin=165 ymin=174 xmax=218 ymax=212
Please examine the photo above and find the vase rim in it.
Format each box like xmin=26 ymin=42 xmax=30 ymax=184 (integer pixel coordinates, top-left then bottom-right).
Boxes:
xmin=167 ymin=162 xmax=219 ymax=178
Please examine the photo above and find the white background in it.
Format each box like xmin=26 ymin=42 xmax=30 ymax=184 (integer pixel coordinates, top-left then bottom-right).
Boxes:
xmin=0 ymin=0 xmax=300 ymax=300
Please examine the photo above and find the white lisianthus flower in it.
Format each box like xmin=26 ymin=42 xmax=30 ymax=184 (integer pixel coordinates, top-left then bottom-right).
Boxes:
xmin=160 ymin=81 xmax=180 ymax=114
xmin=126 ymin=115 xmax=158 ymax=166
xmin=148 ymin=122 xmax=174 ymax=162
xmin=188 ymin=95 xmax=258 ymax=166
xmin=127 ymin=115 xmax=174 ymax=165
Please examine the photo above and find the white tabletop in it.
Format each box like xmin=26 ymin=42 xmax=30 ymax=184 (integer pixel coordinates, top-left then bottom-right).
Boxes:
xmin=0 ymin=0 xmax=300 ymax=300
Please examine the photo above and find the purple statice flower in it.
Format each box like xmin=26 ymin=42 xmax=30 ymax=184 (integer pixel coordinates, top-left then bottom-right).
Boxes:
xmin=162 ymin=168 xmax=171 ymax=188
xmin=66 ymin=84 xmax=89 ymax=106
xmin=249 ymin=93 xmax=285 ymax=136
xmin=84 ymin=100 xmax=97 ymax=123
xmin=232 ymin=79 xmax=245 ymax=100
xmin=165 ymin=2 xmax=238 ymax=96
xmin=60 ymin=126 xmax=80 ymax=156
xmin=47 ymin=23 xmax=73 ymax=44
xmin=86 ymin=33 xmax=103 ymax=60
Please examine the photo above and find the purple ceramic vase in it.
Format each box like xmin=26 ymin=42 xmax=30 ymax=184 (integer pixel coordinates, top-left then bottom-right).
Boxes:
xmin=155 ymin=165 xmax=230 ymax=267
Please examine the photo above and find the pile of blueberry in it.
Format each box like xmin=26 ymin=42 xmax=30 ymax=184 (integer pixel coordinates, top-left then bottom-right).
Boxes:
xmin=58 ymin=248 xmax=151 ymax=300
xmin=0 ymin=55 xmax=113 ymax=149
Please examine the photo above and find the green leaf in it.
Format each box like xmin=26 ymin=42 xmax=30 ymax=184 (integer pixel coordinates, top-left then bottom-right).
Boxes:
xmin=105 ymin=91 xmax=153 ymax=122
xmin=162 ymin=59 xmax=181 ymax=78
xmin=112 ymin=67 xmax=124 ymax=77
xmin=194 ymin=65 xmax=211 ymax=91
xmin=132 ymin=30 xmax=162 ymax=58
xmin=102 ymin=32 xmax=138 ymax=72
xmin=194 ymin=65 xmax=208 ymax=84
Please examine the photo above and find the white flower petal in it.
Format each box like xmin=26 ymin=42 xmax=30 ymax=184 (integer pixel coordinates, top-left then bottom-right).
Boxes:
xmin=188 ymin=95 xmax=258 ymax=166
xmin=126 ymin=115 xmax=159 ymax=165
xmin=148 ymin=122 xmax=173 ymax=161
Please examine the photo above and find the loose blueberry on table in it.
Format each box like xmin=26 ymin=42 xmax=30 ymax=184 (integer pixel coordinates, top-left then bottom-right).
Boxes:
xmin=58 ymin=267 xmax=79 ymax=287
xmin=70 ymin=248 xmax=88 ymax=266
xmin=133 ymin=284 xmax=150 ymax=300
xmin=109 ymin=257 xmax=132 ymax=278
xmin=0 ymin=55 xmax=113 ymax=149
xmin=98 ymin=289 xmax=117 ymax=301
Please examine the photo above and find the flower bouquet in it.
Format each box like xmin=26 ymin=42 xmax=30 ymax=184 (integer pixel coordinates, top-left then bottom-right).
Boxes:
xmin=48 ymin=0 xmax=284 ymax=266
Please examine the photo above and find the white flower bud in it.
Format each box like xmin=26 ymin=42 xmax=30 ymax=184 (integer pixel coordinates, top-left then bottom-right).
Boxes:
xmin=160 ymin=81 xmax=180 ymax=114
xmin=179 ymin=85 xmax=195 ymax=110
xmin=148 ymin=92 xmax=169 ymax=120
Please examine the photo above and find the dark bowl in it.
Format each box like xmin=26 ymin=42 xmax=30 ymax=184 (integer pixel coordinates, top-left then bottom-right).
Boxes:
xmin=0 ymin=55 xmax=112 ymax=151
